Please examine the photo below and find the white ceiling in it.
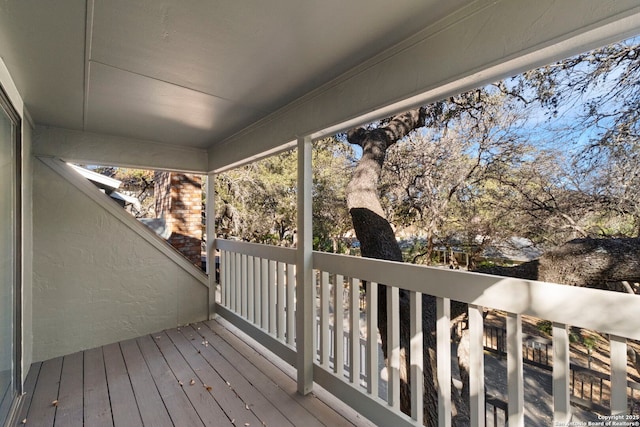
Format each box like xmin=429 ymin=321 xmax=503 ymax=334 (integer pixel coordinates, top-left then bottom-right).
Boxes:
xmin=0 ymin=0 xmax=474 ymax=149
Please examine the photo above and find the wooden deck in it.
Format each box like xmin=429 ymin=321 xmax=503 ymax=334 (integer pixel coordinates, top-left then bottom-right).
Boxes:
xmin=16 ymin=319 xmax=374 ymax=427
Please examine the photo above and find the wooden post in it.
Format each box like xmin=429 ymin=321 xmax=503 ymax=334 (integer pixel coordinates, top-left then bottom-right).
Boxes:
xmin=296 ymin=136 xmax=314 ymax=395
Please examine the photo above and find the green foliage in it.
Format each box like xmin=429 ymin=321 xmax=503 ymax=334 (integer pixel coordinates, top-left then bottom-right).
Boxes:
xmin=214 ymin=137 xmax=354 ymax=249
xmin=536 ymin=320 xmax=552 ymax=336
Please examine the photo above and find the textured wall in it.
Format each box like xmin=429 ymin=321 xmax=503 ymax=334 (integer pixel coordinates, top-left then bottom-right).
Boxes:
xmin=32 ymin=159 xmax=208 ymax=362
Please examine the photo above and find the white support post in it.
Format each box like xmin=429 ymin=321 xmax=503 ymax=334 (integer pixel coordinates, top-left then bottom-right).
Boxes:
xmin=552 ymin=322 xmax=571 ymax=424
xmin=436 ymin=297 xmax=450 ymax=427
xmin=296 ymin=136 xmax=313 ymax=395
xmin=206 ymin=172 xmax=217 ymax=319
xmin=412 ymin=292 xmax=425 ymax=425
xmin=610 ymin=335 xmax=628 ymax=415
xmin=507 ymin=312 xmax=524 ymax=427
xmin=468 ymin=304 xmax=485 ymax=427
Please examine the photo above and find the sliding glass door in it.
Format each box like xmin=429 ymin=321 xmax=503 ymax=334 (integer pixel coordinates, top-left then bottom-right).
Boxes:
xmin=0 ymin=87 xmax=20 ymax=426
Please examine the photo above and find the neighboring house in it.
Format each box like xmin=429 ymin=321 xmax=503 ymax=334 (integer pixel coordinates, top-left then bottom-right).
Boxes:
xmin=69 ymin=163 xmax=141 ymax=210
xmin=1 ymin=3 xmax=639 ymax=427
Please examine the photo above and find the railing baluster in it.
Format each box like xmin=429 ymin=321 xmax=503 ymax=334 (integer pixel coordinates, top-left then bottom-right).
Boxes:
xmin=247 ymin=255 xmax=254 ymax=323
xmin=610 ymin=335 xmax=628 ymax=415
xmin=321 ymin=271 xmax=330 ymax=367
xmin=469 ymin=304 xmax=485 ymax=427
xmin=220 ymin=250 xmax=227 ymax=306
xmin=261 ymin=258 xmax=268 ymax=329
xmin=334 ymin=274 xmax=344 ymax=377
xmin=253 ymin=256 xmax=261 ymax=325
xmin=350 ymin=278 xmax=360 ymax=386
xmin=507 ymin=312 xmax=524 ymax=427
xmin=236 ymin=252 xmax=243 ymax=312
xmin=552 ymin=322 xmax=571 ymax=424
xmin=269 ymin=260 xmax=277 ymax=335
xmin=230 ymin=252 xmax=236 ymax=311
xmin=388 ymin=286 xmax=400 ymax=411
xmin=366 ymin=281 xmax=378 ymax=397
xmin=225 ymin=250 xmax=231 ymax=308
xmin=241 ymin=254 xmax=248 ymax=317
xmin=435 ymin=297 xmax=450 ymax=427
xmin=413 ymin=292 xmax=425 ymax=425
xmin=287 ymin=263 xmax=296 ymax=346
xmin=277 ymin=261 xmax=285 ymax=340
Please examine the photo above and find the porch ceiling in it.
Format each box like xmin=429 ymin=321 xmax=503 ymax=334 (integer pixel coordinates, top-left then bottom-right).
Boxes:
xmin=0 ymin=0 xmax=472 ymax=149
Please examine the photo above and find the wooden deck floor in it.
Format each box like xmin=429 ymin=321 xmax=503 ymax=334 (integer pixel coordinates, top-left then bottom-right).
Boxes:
xmin=17 ymin=319 xmax=373 ymax=427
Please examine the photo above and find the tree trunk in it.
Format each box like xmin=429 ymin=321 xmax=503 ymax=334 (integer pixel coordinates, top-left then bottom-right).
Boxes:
xmin=345 ymin=108 xmax=469 ymax=426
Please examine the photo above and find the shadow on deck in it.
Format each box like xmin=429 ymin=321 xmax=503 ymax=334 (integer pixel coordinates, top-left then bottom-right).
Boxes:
xmin=17 ymin=319 xmax=374 ymax=427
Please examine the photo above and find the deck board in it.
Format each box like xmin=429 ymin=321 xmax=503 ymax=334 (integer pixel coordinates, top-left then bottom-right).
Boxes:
xmin=17 ymin=362 xmax=41 ymax=425
xmin=103 ymin=342 xmax=142 ymax=427
xmin=183 ymin=324 xmax=296 ymax=427
xmin=153 ymin=330 xmax=231 ymax=426
xmin=83 ymin=347 xmax=112 ymax=427
xmin=19 ymin=318 xmax=369 ymax=427
xmin=119 ymin=338 xmax=173 ymax=427
xmin=196 ymin=323 xmax=324 ymax=427
xmin=55 ymin=352 xmax=83 ymax=427
xmin=165 ymin=327 xmax=263 ymax=427
xmin=137 ymin=334 xmax=206 ymax=427
xmin=26 ymin=357 xmax=62 ymax=427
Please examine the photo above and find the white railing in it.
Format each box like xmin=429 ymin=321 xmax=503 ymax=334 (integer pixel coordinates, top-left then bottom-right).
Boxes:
xmin=215 ymin=239 xmax=640 ymax=427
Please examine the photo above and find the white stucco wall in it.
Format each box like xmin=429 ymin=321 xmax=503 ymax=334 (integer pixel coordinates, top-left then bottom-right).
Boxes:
xmin=32 ymin=158 xmax=208 ymax=362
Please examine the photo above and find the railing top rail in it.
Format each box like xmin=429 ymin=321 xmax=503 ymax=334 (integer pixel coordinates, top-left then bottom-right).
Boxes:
xmin=313 ymin=251 xmax=640 ymax=341
xmin=216 ymin=238 xmax=296 ymax=264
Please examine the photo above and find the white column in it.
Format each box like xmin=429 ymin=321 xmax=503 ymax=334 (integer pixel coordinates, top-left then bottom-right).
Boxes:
xmin=206 ymin=172 xmax=217 ymax=319
xmin=296 ymin=136 xmax=314 ymax=395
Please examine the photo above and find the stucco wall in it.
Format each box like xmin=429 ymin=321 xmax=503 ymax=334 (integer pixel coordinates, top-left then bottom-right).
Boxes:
xmin=32 ymin=158 xmax=208 ymax=362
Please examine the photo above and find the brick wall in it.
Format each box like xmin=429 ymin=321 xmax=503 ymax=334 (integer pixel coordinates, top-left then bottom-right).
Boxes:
xmin=154 ymin=171 xmax=203 ymax=267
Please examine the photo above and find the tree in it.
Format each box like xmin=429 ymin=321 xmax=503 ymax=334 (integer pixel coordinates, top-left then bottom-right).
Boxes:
xmin=345 ymin=108 xmax=470 ymax=425
xmin=341 ymin=37 xmax=640 ymax=424
xmin=215 ymin=138 xmax=354 ymax=250
xmin=512 ymin=38 xmax=640 ymax=237
xmin=312 ymin=138 xmax=355 ymax=252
